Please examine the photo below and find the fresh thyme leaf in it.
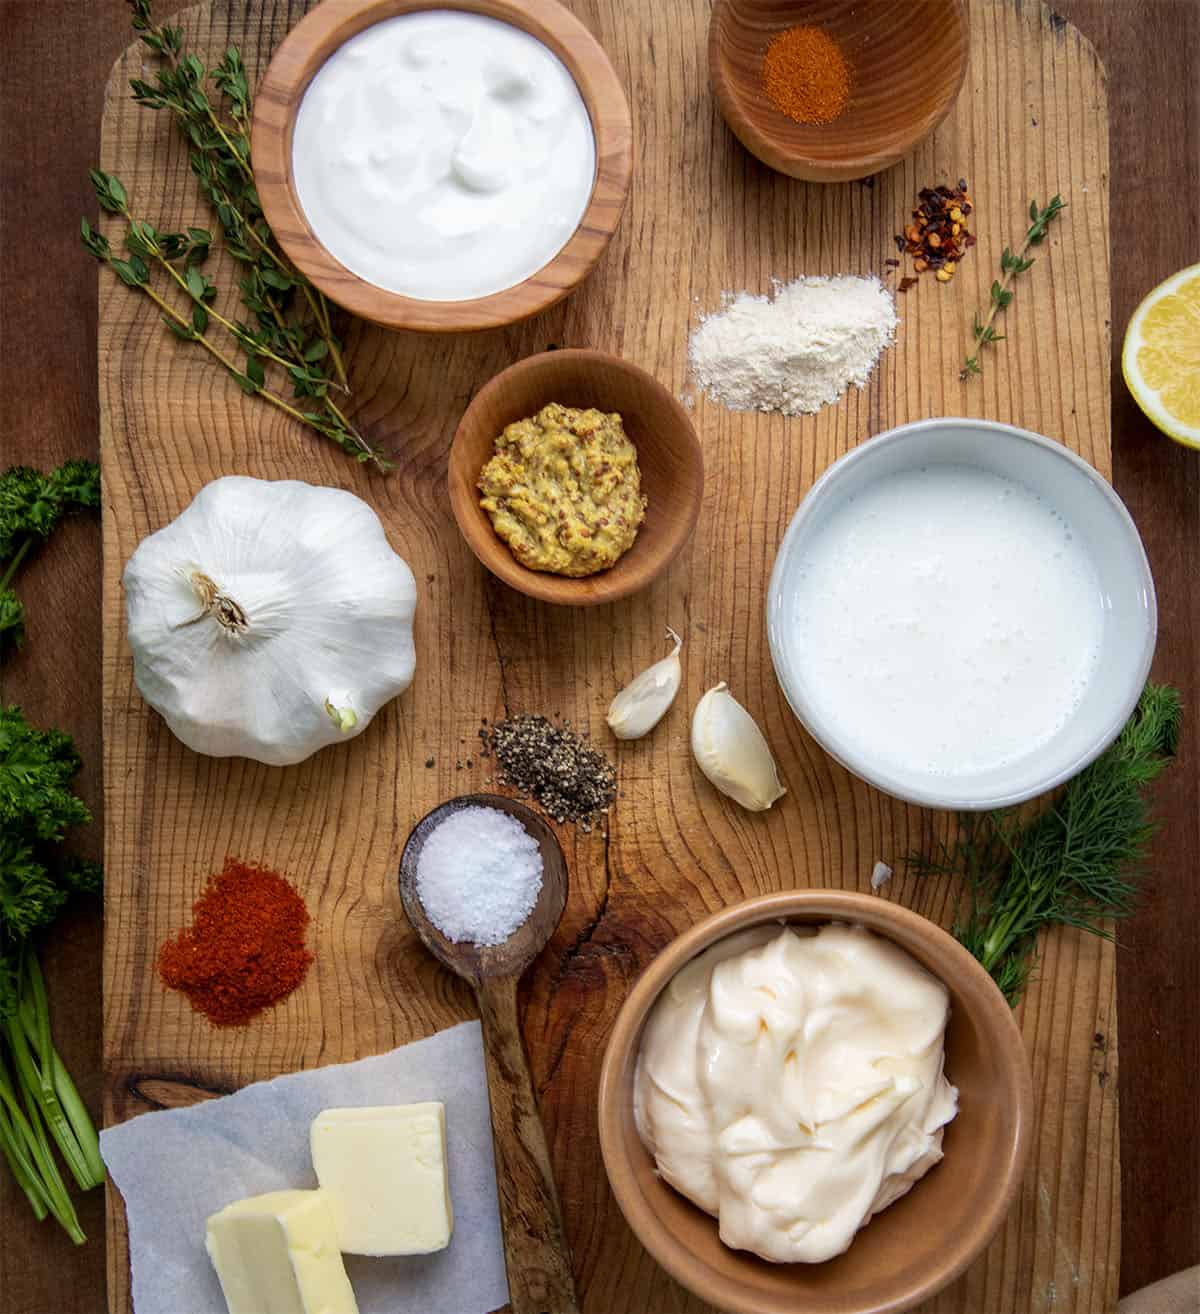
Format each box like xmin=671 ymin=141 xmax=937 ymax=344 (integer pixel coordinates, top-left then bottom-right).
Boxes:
xmin=82 ymin=0 xmax=392 ymax=470
xmin=960 ymin=195 xmax=1065 ymax=381
xmin=909 ymin=683 xmax=1182 ymax=1003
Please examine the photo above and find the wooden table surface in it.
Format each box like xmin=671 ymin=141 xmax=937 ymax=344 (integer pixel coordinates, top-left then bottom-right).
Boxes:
xmin=0 ymin=2 xmax=1196 ymax=1311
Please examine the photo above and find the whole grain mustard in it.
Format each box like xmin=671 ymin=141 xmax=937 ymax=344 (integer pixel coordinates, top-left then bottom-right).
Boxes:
xmin=478 ymin=403 xmax=647 ymax=577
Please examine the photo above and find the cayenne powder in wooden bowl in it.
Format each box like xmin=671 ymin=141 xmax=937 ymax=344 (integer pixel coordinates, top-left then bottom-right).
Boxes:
xmin=709 ymin=0 xmax=969 ymax=183
xmin=761 ymin=26 xmax=850 ymax=125
xmin=158 ymin=858 xmax=313 ymax=1026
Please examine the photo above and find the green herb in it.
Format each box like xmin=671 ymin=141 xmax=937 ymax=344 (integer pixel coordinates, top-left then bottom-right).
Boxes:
xmin=0 ymin=706 xmax=105 ymax=1241
xmin=961 ymin=195 xmax=1066 ymax=381
xmin=82 ymin=0 xmax=391 ymax=470
xmin=0 ymin=463 xmax=100 ymax=656
xmin=910 ymin=683 xmax=1182 ymax=1003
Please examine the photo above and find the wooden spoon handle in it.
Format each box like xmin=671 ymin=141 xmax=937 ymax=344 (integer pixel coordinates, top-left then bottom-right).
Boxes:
xmin=476 ymin=975 xmax=580 ymax=1314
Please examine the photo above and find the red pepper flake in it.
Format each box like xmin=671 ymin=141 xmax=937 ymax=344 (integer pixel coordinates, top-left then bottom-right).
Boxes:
xmin=898 ymin=276 xmax=919 ymax=294
xmin=895 ymin=179 xmax=975 ymax=285
xmin=158 ymin=858 xmax=313 ymax=1026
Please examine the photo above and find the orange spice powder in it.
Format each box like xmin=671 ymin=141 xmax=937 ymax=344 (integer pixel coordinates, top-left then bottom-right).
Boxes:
xmin=760 ymin=25 xmax=850 ymax=126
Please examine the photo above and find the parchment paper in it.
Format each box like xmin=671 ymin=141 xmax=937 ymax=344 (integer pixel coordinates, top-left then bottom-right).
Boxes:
xmin=100 ymin=1020 xmax=509 ymax=1314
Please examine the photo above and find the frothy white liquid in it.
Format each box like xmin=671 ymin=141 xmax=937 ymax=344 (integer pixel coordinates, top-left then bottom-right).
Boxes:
xmin=790 ymin=464 xmax=1104 ymax=778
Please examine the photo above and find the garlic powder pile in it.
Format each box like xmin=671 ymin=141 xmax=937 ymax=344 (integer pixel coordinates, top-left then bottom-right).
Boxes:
xmin=688 ymin=274 xmax=897 ymax=416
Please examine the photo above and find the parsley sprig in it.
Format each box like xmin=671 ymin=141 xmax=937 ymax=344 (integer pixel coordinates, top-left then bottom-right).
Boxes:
xmin=0 ymin=463 xmax=100 ymax=656
xmin=82 ymin=0 xmax=391 ymax=469
xmin=910 ymin=683 xmax=1182 ymax=1002
xmin=961 ymin=195 xmax=1066 ymax=381
xmin=0 ymin=706 xmax=105 ymax=1241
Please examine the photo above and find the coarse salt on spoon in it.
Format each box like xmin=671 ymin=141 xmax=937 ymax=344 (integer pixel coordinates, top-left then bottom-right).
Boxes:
xmin=399 ymin=793 xmax=579 ymax=1314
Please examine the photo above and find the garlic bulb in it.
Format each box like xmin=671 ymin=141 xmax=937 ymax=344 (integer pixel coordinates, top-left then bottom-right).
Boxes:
xmin=123 ymin=476 xmax=417 ymax=766
xmin=690 ymin=683 xmax=786 ymax=811
xmin=607 ymin=627 xmax=683 ymax=740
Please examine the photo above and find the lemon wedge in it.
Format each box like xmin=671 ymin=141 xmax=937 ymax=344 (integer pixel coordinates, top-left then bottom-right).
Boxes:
xmin=1122 ymin=263 xmax=1200 ymax=448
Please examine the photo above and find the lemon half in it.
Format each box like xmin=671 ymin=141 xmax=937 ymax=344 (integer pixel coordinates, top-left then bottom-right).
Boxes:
xmin=1122 ymin=262 xmax=1200 ymax=449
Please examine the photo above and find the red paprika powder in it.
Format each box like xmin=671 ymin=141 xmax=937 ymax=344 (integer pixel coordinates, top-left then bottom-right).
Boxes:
xmin=760 ymin=25 xmax=851 ymax=126
xmin=158 ymin=858 xmax=313 ymax=1026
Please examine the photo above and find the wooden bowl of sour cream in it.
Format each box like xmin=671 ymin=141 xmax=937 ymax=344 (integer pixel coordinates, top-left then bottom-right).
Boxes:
xmin=252 ymin=0 xmax=632 ymax=331
xmin=598 ymin=890 xmax=1034 ymax=1314
xmin=448 ymin=348 xmax=704 ymax=606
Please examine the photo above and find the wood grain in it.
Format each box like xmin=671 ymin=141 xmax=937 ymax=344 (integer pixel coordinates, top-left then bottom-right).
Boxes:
xmin=447 ymin=350 xmax=704 ymax=606
xmin=251 ymin=0 xmax=633 ymax=332
xmin=4 ymin=0 xmax=1195 ymax=1312
xmin=477 ymin=977 xmax=580 ymax=1314
xmin=96 ymin=4 xmax=1118 ymax=1313
xmin=709 ymin=0 xmax=969 ymax=181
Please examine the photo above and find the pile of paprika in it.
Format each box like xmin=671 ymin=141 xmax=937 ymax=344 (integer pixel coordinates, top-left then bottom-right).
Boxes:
xmin=760 ymin=25 xmax=851 ymax=126
xmin=158 ymin=858 xmax=314 ymax=1026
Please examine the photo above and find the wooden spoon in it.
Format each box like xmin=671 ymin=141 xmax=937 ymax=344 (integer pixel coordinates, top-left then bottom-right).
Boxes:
xmin=399 ymin=793 xmax=579 ymax=1314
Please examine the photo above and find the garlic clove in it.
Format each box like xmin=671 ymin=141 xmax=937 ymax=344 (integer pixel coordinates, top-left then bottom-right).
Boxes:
xmin=690 ymin=682 xmax=786 ymax=811
xmin=607 ymin=627 xmax=683 ymax=740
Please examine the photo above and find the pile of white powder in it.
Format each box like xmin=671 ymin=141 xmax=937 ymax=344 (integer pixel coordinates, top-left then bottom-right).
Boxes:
xmin=416 ymin=805 xmax=544 ymax=946
xmin=688 ymin=274 xmax=898 ymax=416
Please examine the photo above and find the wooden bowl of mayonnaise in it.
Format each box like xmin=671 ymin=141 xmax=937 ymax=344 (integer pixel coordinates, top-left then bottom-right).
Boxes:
xmin=252 ymin=0 xmax=632 ymax=331
xmin=598 ymin=890 xmax=1032 ymax=1314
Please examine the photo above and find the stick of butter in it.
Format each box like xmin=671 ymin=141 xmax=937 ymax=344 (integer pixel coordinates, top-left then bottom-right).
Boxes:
xmin=311 ymin=1103 xmax=454 ymax=1257
xmin=205 ymin=1189 xmax=358 ymax=1314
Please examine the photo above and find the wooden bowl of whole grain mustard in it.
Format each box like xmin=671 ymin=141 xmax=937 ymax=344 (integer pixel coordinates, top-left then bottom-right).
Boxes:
xmin=448 ymin=350 xmax=704 ymax=606
xmin=710 ymin=0 xmax=969 ymax=182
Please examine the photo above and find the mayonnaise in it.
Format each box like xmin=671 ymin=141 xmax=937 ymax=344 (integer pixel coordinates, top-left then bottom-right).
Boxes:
xmin=633 ymin=923 xmax=958 ymax=1264
xmin=291 ymin=10 xmax=596 ymax=301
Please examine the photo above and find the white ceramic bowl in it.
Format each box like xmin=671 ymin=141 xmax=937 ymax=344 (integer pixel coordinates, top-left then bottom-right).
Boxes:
xmin=767 ymin=419 xmax=1157 ymax=810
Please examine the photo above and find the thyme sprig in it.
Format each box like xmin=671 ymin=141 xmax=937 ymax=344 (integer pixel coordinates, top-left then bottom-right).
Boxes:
xmin=84 ymin=0 xmax=390 ymax=469
xmin=909 ymin=683 xmax=1182 ymax=1003
xmin=961 ymin=195 xmax=1066 ymax=381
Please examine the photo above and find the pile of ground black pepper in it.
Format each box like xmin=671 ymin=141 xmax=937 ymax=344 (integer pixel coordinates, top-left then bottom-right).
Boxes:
xmin=483 ymin=714 xmax=616 ymax=832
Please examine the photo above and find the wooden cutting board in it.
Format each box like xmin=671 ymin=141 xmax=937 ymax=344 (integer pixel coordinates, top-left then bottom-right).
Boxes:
xmin=99 ymin=1 xmax=1117 ymax=1310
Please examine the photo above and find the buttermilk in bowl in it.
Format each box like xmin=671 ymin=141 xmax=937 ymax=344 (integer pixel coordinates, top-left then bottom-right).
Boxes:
xmin=634 ymin=923 xmax=958 ymax=1264
xmin=290 ymin=10 xmax=595 ymax=301
xmin=787 ymin=463 xmax=1101 ymax=779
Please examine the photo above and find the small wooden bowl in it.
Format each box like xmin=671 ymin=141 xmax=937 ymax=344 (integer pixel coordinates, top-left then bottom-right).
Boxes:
xmin=710 ymin=0 xmax=969 ymax=182
xmin=448 ymin=349 xmax=704 ymax=606
xmin=251 ymin=0 xmax=633 ymax=332
xmin=598 ymin=891 xmax=1033 ymax=1314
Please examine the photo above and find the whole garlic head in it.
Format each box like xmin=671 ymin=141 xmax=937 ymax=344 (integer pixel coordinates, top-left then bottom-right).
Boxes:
xmin=123 ymin=476 xmax=417 ymax=766
xmin=691 ymin=683 xmax=786 ymax=811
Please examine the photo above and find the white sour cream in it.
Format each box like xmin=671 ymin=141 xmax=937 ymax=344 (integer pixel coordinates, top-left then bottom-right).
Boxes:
xmin=789 ymin=463 xmax=1103 ymax=778
xmin=634 ymin=924 xmax=958 ymax=1264
xmin=291 ymin=11 xmax=596 ymax=301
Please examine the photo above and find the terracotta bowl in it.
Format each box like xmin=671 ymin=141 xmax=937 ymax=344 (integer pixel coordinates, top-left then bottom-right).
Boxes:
xmin=448 ymin=349 xmax=704 ymax=606
xmin=251 ymin=0 xmax=633 ymax=331
xmin=709 ymin=0 xmax=969 ymax=182
xmin=598 ymin=891 xmax=1033 ymax=1314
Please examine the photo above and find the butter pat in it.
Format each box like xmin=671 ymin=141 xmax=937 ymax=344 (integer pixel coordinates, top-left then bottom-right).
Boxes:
xmin=205 ymin=1189 xmax=358 ymax=1314
xmin=311 ymin=1103 xmax=453 ymax=1256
